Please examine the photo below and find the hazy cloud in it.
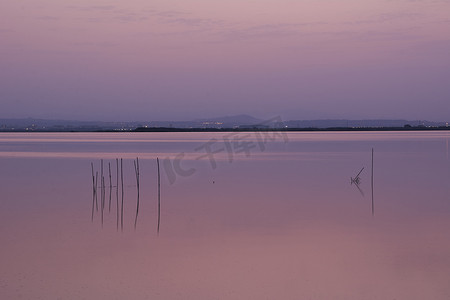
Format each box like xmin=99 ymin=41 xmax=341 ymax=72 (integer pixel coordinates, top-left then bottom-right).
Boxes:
xmin=67 ymin=5 xmax=116 ymax=12
xmin=36 ymin=16 xmax=60 ymax=21
xmin=342 ymin=12 xmax=422 ymax=25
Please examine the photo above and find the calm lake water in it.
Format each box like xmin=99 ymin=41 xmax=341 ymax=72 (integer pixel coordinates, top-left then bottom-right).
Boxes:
xmin=1 ymin=131 xmax=449 ymax=299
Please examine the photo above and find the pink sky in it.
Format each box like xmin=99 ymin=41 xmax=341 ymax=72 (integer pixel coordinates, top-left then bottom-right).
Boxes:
xmin=1 ymin=0 xmax=449 ymax=121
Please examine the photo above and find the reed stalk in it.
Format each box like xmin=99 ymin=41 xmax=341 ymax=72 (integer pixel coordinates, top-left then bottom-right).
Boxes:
xmin=157 ymin=157 xmax=161 ymax=234
xmin=91 ymin=162 xmax=95 ymax=221
xmin=108 ymin=162 xmax=112 ymax=212
xmin=101 ymin=175 xmax=105 ymax=227
xmin=95 ymin=171 xmax=99 ymax=211
xmin=116 ymin=158 xmax=119 ymax=231
xmin=91 ymin=162 xmax=95 ymax=193
xmin=134 ymin=157 xmax=140 ymax=229
xmin=371 ymin=148 xmax=374 ymax=216
xmin=121 ymin=158 xmax=124 ymax=231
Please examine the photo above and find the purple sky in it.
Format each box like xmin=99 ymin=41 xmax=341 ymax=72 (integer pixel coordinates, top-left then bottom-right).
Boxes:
xmin=1 ymin=0 xmax=449 ymax=121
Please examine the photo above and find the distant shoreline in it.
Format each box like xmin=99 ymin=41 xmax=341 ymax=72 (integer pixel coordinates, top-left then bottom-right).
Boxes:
xmin=1 ymin=126 xmax=449 ymax=133
xmin=133 ymin=127 xmax=450 ymax=132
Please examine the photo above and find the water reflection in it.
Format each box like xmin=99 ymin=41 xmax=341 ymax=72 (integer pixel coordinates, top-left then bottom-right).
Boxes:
xmin=447 ymin=137 xmax=449 ymax=160
xmin=352 ymin=179 xmax=365 ymax=197
xmin=4 ymin=132 xmax=450 ymax=299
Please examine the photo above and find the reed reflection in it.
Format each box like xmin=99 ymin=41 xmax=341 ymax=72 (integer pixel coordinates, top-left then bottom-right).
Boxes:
xmin=350 ymin=148 xmax=375 ymax=215
xmin=90 ymin=158 xmax=161 ymax=234
xmin=91 ymin=159 xmax=121 ymax=228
